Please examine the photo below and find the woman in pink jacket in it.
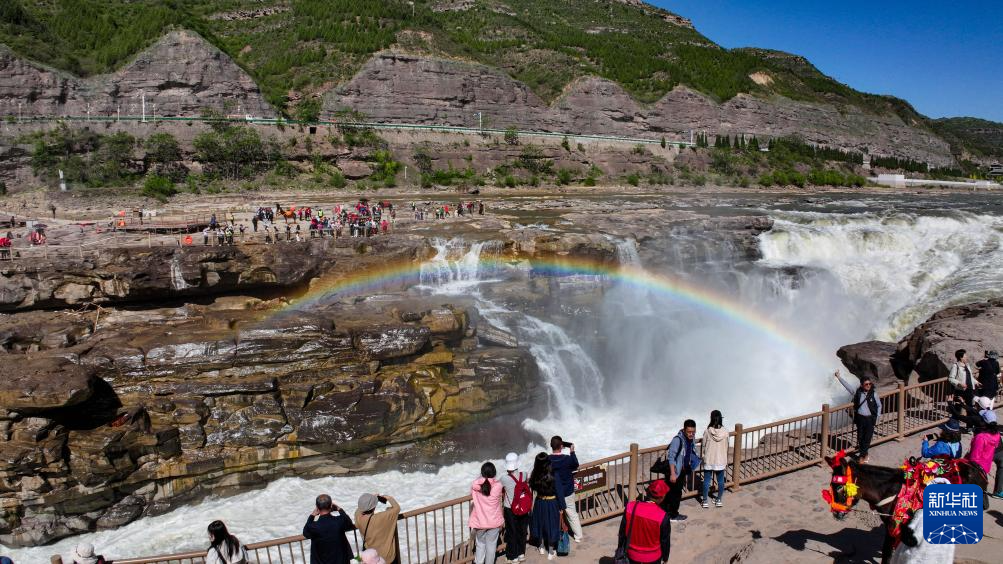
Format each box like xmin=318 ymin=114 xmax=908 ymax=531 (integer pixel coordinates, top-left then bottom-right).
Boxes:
xmin=469 ymin=461 xmax=504 ymax=564
xmin=966 ymin=422 xmax=1001 ymax=473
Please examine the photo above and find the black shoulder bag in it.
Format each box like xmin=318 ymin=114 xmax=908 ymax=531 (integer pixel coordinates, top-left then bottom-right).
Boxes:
xmin=614 ymin=501 xmax=639 ymax=564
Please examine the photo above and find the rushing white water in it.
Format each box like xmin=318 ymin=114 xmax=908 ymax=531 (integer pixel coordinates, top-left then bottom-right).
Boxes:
xmin=11 ymin=208 xmax=1003 ymax=562
xmin=758 ymin=210 xmax=1003 ymax=340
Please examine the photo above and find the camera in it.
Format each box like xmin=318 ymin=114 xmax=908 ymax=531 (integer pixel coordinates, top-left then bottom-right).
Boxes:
xmin=925 ymin=433 xmax=936 ymax=441
xmin=562 ymin=441 xmax=573 ymax=448
xmin=377 ymin=495 xmax=387 ymax=504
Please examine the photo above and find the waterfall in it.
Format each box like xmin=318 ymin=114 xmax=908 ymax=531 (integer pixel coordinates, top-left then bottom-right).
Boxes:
xmin=418 ymin=237 xmax=605 ymax=418
xmin=758 ymin=210 xmax=1003 ymax=340
xmin=418 ymin=238 xmax=490 ymax=291
xmin=170 ymin=256 xmax=189 ymax=291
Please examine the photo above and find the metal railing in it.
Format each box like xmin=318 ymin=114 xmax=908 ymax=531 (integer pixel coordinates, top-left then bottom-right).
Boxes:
xmin=50 ymin=376 xmax=996 ymax=564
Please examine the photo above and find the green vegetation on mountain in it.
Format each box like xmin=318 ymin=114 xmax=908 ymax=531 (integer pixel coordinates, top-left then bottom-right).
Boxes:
xmin=929 ymin=117 xmax=1003 ymax=160
xmin=0 ymin=0 xmax=928 ymax=125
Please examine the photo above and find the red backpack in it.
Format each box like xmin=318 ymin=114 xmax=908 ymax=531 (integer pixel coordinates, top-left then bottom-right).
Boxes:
xmin=508 ymin=471 xmax=533 ymax=516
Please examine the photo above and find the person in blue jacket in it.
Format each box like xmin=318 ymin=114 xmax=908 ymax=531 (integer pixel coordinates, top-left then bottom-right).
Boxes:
xmin=921 ymin=419 xmax=963 ymax=459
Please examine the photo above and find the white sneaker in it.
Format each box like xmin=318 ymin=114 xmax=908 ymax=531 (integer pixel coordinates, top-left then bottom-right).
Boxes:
xmin=538 ymin=546 xmax=546 ymax=556
xmin=518 ymin=555 xmax=526 ymax=562
xmin=547 ymin=550 xmax=556 ymax=561
xmin=573 ymin=536 xmax=582 ymax=543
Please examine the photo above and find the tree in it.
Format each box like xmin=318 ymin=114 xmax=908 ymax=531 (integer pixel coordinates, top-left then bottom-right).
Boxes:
xmin=504 ymin=127 xmax=519 ymax=146
xmin=413 ymin=147 xmax=433 ymax=174
xmin=296 ymin=98 xmax=322 ymax=123
xmin=145 ymin=133 xmax=181 ymax=165
xmin=142 ymin=174 xmax=177 ymax=202
xmin=561 ymin=136 xmax=571 ymax=152
xmin=193 ymin=125 xmax=271 ymax=180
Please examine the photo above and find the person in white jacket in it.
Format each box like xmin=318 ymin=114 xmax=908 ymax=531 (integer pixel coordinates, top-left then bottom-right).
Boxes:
xmin=948 ymin=349 xmax=977 ymax=432
xmin=701 ymin=410 xmax=729 ymax=508
xmin=206 ymin=520 xmax=248 ymax=564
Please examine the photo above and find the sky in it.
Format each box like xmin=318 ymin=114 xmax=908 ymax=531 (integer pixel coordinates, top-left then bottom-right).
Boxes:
xmin=653 ymin=0 xmax=1003 ymax=122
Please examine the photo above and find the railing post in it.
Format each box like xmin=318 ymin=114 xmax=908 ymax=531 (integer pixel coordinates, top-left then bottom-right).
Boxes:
xmin=627 ymin=443 xmax=639 ymax=502
xmin=731 ymin=424 xmax=743 ymax=491
xmin=820 ymin=403 xmax=831 ymax=462
xmin=896 ymin=381 xmax=906 ymax=440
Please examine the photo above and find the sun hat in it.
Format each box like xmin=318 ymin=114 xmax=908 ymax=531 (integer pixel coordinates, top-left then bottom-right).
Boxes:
xmin=72 ymin=542 xmax=99 ymax=564
xmin=357 ymin=493 xmax=379 ymax=513
xmin=505 ymin=452 xmax=519 ymax=472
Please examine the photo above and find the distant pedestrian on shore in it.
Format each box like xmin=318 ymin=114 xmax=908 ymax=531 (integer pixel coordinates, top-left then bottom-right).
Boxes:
xmin=529 ymin=452 xmax=565 ymax=560
xmin=948 ymin=349 xmax=976 ymax=432
xmin=205 ymin=520 xmax=248 ymax=564
xmin=303 ymin=494 xmax=355 ymax=564
xmin=549 ymin=436 xmax=582 ymax=542
xmin=469 ymin=462 xmax=504 ymax=564
xmin=500 ymin=452 xmax=532 ymax=563
xmin=976 ymin=350 xmax=1000 ymax=408
xmin=700 ymin=410 xmax=728 ymax=508
xmin=835 ymin=370 xmax=881 ymax=463
xmin=664 ymin=420 xmax=698 ymax=521
xmin=615 ymin=480 xmax=671 ymax=564
xmin=920 ymin=419 xmax=962 ymax=459
xmin=355 ymin=493 xmax=401 ymax=564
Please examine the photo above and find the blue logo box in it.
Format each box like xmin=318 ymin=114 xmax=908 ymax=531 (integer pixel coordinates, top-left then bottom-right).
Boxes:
xmin=923 ymin=483 xmax=983 ymax=544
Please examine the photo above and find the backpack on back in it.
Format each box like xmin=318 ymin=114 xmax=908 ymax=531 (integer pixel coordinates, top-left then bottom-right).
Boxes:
xmin=508 ymin=471 xmax=533 ymax=516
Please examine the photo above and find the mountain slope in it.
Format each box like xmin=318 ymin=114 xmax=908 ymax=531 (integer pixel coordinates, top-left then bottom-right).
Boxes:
xmin=0 ymin=0 xmax=933 ymax=122
xmin=929 ymin=117 xmax=1003 ymax=161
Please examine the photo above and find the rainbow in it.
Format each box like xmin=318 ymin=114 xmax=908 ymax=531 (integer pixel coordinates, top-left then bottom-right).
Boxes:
xmin=263 ymin=253 xmax=836 ymax=366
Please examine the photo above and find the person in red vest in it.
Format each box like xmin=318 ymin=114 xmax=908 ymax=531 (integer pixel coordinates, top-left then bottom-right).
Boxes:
xmin=616 ymin=480 xmax=671 ymax=563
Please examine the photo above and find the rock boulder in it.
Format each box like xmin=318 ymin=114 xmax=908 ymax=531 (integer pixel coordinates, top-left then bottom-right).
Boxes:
xmin=837 ymin=341 xmax=900 ymax=383
xmin=896 ymin=300 xmax=1003 ymax=380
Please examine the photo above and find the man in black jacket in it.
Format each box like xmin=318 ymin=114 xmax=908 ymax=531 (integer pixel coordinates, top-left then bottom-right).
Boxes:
xmin=303 ymin=494 xmax=355 ymax=564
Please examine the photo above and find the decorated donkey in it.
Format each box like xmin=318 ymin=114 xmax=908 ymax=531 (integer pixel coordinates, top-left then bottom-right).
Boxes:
xmin=821 ymin=450 xmax=988 ymax=564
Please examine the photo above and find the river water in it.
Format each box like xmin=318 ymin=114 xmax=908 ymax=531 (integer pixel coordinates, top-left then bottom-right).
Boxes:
xmin=9 ymin=191 xmax=1003 ymax=562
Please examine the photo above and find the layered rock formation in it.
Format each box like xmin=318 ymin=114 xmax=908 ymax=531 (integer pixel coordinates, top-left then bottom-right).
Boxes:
xmin=0 ymin=297 xmax=538 ymax=547
xmin=0 ymin=237 xmax=425 ymax=311
xmin=0 ymin=30 xmax=273 ymax=119
xmin=331 ymin=52 xmax=952 ymax=165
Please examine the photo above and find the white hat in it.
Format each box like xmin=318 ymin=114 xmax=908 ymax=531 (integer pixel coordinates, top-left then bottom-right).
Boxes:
xmin=72 ymin=542 xmax=99 ymax=564
xmin=975 ymin=396 xmax=993 ymax=411
xmin=505 ymin=452 xmax=519 ymax=472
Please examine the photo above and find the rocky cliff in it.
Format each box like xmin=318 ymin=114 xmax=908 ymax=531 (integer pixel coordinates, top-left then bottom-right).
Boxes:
xmin=837 ymin=299 xmax=1003 ymax=384
xmin=0 ymin=296 xmax=537 ymax=547
xmin=331 ymin=52 xmax=952 ymax=165
xmin=0 ymin=30 xmax=273 ymax=119
xmin=0 ymin=237 xmax=425 ymax=311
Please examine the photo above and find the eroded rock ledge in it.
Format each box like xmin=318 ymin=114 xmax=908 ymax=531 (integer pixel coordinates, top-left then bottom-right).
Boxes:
xmin=0 ymin=297 xmax=536 ymax=547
